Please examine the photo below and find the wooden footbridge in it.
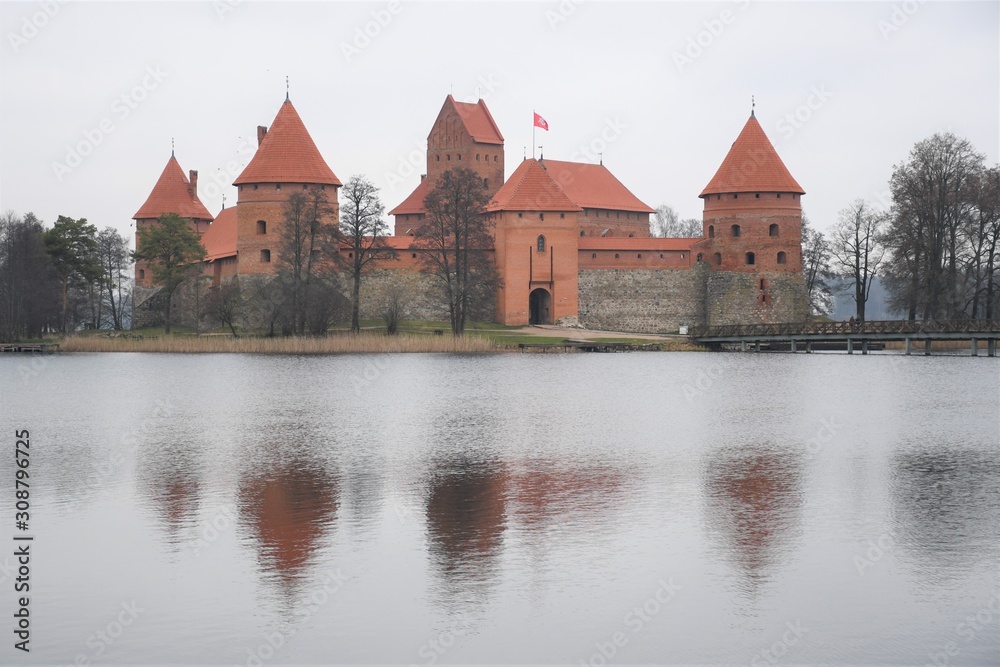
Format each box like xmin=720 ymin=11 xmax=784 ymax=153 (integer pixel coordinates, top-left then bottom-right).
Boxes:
xmin=691 ymin=319 xmax=1000 ymax=356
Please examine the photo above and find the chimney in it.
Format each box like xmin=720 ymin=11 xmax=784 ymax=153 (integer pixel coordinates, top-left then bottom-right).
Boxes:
xmin=188 ymin=170 xmax=198 ymax=198
xmin=420 ymin=174 xmax=426 ymax=181
xmin=257 ymin=125 xmax=268 ymax=146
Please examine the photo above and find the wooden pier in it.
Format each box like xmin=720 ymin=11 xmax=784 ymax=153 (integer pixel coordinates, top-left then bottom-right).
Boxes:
xmin=692 ymin=320 xmax=1000 ymax=356
xmin=0 ymin=342 xmax=60 ymax=353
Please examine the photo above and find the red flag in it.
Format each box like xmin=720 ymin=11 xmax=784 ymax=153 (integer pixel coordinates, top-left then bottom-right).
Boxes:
xmin=533 ymin=112 xmax=549 ymax=131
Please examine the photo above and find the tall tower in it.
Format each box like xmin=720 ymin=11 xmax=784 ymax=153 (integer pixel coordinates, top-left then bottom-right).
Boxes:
xmin=132 ymin=153 xmax=213 ymax=286
xmin=390 ymin=95 xmax=504 ymax=236
xmin=699 ymin=111 xmax=809 ymax=324
xmin=233 ymin=98 xmax=341 ymax=275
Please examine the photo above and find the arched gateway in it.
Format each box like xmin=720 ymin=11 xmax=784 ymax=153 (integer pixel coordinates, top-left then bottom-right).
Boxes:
xmin=529 ymin=288 xmax=551 ymax=325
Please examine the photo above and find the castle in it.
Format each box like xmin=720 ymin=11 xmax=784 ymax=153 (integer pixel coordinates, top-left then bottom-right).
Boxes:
xmin=133 ymin=94 xmax=809 ymax=331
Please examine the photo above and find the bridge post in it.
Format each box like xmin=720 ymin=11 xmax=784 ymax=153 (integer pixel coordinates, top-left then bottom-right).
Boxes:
xmin=806 ymin=341 xmax=812 ymax=353
xmin=924 ymin=339 xmax=932 ymax=356
xmin=741 ymin=340 xmax=746 ymax=353
xmin=862 ymin=339 xmax=869 ymax=355
xmin=971 ymin=338 xmax=978 ymax=356
xmin=905 ymin=337 xmax=911 ymax=355
xmin=989 ymin=339 xmax=996 ymax=357
xmin=847 ymin=338 xmax=853 ymax=354
xmin=754 ymin=340 xmax=761 ymax=353
xmin=791 ymin=339 xmax=797 ymax=353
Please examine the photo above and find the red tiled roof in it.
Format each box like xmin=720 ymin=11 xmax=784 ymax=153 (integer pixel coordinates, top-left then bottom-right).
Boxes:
xmin=201 ymin=206 xmax=237 ymax=260
xmin=578 ymin=237 xmax=700 ymax=251
xmin=448 ymin=95 xmax=503 ymax=145
xmin=540 ymin=160 xmax=655 ymax=213
xmin=133 ymin=155 xmax=214 ymax=221
xmin=234 ymin=100 xmax=341 ymax=186
xmin=487 ymin=159 xmax=582 ymax=212
xmin=388 ymin=177 xmax=430 ymax=216
xmin=700 ymin=114 xmax=804 ymax=197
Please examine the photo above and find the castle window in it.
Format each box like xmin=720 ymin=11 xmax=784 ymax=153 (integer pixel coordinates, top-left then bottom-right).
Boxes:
xmin=476 ymin=154 xmax=480 ymax=161
xmin=303 ymin=184 xmax=308 ymax=189
xmin=769 ymin=224 xmax=779 ymax=237
xmin=138 ymin=269 xmax=145 ymax=280
xmin=447 ymin=154 xmax=450 ymax=161
xmin=537 ymin=235 xmax=546 ymax=252
xmin=713 ymin=252 xmax=722 ymax=266
xmin=777 ymin=193 xmax=781 ymax=198
xmin=708 ymin=225 xmax=715 ymax=238
xmin=436 ymin=155 xmax=440 ymax=162
xmin=615 ymin=253 xmax=620 ymax=259
xmin=759 ymin=278 xmax=766 ymax=290
xmin=260 ymin=249 xmax=270 ymax=263
xmin=484 ymin=178 xmax=489 ymax=189
xmin=637 ymin=253 xmax=642 ymax=259
xmin=412 ymin=253 xmax=417 ymax=259
xmin=321 ymin=185 xmax=325 ymax=190
xmin=659 ymin=253 xmax=664 ymax=259
xmin=540 ymin=213 xmax=544 ymax=221
xmin=518 ymin=213 xmax=523 ymax=218
xmin=253 ymin=184 xmax=258 ymax=190
xmin=777 ymin=251 xmax=787 ymax=264
xmin=628 ymin=233 xmax=635 ymax=238
xmin=734 ymin=194 xmax=738 ymax=199
xmin=762 ymin=294 xmax=769 ymax=304
xmin=696 ymin=253 xmax=703 ymax=262
xmin=560 ymin=213 xmax=565 ymax=219
xmin=592 ymin=253 xmax=596 ymax=259
xmin=717 ymin=194 xmax=721 ymax=200
xmin=348 ymin=252 xmax=353 ymax=258
xmin=731 ymin=224 xmax=741 ymax=237
xmin=755 ymin=193 xmax=760 ymax=198
xmin=276 ymin=183 xmax=281 ymax=190
xmin=494 ymin=155 xmax=498 ymax=162
xmin=256 ymin=220 xmax=266 ymax=235
xmin=457 ymin=154 xmax=461 ymax=160
xmin=746 ymin=252 xmax=756 ymax=265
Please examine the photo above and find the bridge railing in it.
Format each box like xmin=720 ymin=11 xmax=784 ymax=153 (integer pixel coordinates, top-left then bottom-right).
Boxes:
xmin=690 ymin=319 xmax=1000 ymax=338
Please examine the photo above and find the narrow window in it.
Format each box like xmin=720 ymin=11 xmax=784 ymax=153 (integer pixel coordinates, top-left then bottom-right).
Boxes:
xmin=746 ymin=252 xmax=756 ymax=265
xmin=637 ymin=253 xmax=642 ymax=259
xmin=303 ymin=184 xmax=308 ymax=189
xmin=777 ymin=251 xmax=787 ymax=265
xmin=476 ymin=154 xmax=480 ymax=161
xmin=696 ymin=253 xmax=703 ymax=262
xmin=484 ymin=178 xmax=489 ymax=189
xmin=436 ymin=155 xmax=440 ymax=162
xmin=731 ymin=224 xmax=741 ymax=238
xmin=759 ymin=278 xmax=766 ymax=290
xmin=412 ymin=253 xmax=417 ymax=259
xmin=734 ymin=194 xmax=739 ymax=199
xmin=138 ymin=268 xmax=145 ymax=280
xmin=494 ymin=155 xmax=498 ymax=162
xmin=708 ymin=225 xmax=715 ymax=238
xmin=660 ymin=253 xmax=664 ymax=259
xmin=755 ymin=193 xmax=760 ymax=198
xmin=540 ymin=213 xmax=544 ymax=221
xmin=518 ymin=213 xmax=523 ymax=218
xmin=592 ymin=253 xmax=597 ymax=259
xmin=457 ymin=154 xmax=461 ymax=161
xmin=769 ymin=224 xmax=779 ymax=237
xmin=713 ymin=252 xmax=722 ymax=266
xmin=260 ymin=249 xmax=270 ymax=263
xmin=537 ymin=235 xmax=546 ymax=252
xmin=560 ymin=213 xmax=565 ymax=219
xmin=276 ymin=183 xmax=281 ymax=190
xmin=253 ymin=184 xmax=258 ymax=190
xmin=580 ymin=231 xmax=585 ymax=237
xmin=256 ymin=220 xmax=266 ymax=235
xmin=615 ymin=253 xmax=620 ymax=259
xmin=777 ymin=193 xmax=781 ymax=199
xmin=447 ymin=154 xmax=450 ymax=161
xmin=348 ymin=252 xmax=353 ymax=258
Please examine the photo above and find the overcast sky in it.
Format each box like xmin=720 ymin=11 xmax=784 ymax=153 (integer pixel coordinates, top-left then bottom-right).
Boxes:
xmin=0 ymin=1 xmax=996 ymax=244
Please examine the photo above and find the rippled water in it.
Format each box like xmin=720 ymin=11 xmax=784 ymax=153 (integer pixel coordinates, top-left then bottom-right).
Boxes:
xmin=1 ymin=352 xmax=998 ymax=665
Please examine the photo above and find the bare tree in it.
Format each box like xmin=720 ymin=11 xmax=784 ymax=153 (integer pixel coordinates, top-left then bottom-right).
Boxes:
xmin=412 ymin=168 xmax=499 ymax=335
xmin=800 ymin=214 xmax=834 ymax=315
xmin=339 ymin=175 xmax=393 ymax=333
xmin=650 ymin=205 xmax=702 ymax=238
xmin=830 ymin=200 xmax=887 ymax=322
xmin=95 ymin=227 xmax=132 ymax=330
xmin=205 ymin=280 xmax=245 ymax=337
xmin=276 ymin=185 xmax=340 ymax=335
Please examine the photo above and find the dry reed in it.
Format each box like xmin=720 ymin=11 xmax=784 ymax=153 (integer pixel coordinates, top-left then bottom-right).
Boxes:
xmin=61 ymin=333 xmax=503 ymax=354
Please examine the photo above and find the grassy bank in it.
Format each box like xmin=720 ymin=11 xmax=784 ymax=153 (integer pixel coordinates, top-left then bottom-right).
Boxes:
xmin=61 ymin=332 xmax=502 ymax=354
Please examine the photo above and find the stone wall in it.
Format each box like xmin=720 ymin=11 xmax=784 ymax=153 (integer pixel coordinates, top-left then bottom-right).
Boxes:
xmin=705 ymin=271 xmax=809 ymax=326
xmin=357 ymin=269 xmax=451 ymax=323
xmin=578 ymin=265 xmax=708 ymax=333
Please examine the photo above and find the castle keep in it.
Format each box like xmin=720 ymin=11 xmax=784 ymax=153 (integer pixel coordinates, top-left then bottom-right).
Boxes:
xmin=133 ymin=95 xmax=809 ymax=331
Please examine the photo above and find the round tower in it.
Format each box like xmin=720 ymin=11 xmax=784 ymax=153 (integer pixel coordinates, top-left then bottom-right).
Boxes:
xmin=698 ymin=110 xmax=809 ymax=325
xmin=232 ymin=97 xmax=342 ymax=275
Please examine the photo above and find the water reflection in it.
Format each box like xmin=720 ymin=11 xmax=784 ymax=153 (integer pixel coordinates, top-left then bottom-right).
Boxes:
xmin=506 ymin=462 xmax=628 ymax=529
xmin=135 ymin=441 xmax=202 ymax=548
xmin=237 ymin=460 xmax=339 ymax=593
xmin=704 ymin=447 xmax=804 ymax=593
xmin=425 ymin=458 xmax=507 ymax=606
xmin=890 ymin=447 xmax=1000 ymax=581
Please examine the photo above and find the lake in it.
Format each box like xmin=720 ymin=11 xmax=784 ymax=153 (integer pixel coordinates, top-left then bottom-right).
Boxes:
xmin=1 ymin=351 xmax=998 ymax=665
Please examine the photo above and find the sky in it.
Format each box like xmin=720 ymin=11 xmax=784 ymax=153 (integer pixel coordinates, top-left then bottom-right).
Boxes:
xmin=0 ymin=1 xmax=997 ymax=245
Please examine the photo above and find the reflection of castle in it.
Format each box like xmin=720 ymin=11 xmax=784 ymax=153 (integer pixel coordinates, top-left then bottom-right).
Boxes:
xmin=133 ymin=94 xmax=808 ymax=331
xmin=704 ymin=451 xmax=802 ymax=587
xmin=238 ymin=465 xmax=338 ymax=587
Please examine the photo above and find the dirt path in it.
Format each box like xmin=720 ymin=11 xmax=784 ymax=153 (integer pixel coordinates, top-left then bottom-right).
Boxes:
xmin=497 ymin=325 xmax=684 ymax=341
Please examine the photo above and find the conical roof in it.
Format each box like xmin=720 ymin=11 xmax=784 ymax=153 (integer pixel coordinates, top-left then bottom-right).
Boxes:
xmin=700 ymin=114 xmax=804 ymax=197
xmin=133 ymin=155 xmax=214 ymax=221
xmin=234 ymin=100 xmax=341 ymax=186
xmin=487 ymin=159 xmax=582 ymax=212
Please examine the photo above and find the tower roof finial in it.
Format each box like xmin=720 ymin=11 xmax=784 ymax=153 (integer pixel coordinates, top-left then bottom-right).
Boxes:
xmin=285 ymin=76 xmax=290 ymax=102
xmin=171 ymin=137 xmax=175 ymax=157
xmin=751 ymin=95 xmax=755 ymax=118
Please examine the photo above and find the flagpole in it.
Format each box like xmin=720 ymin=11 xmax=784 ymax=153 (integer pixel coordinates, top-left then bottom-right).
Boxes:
xmin=532 ymin=110 xmax=536 ymax=160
